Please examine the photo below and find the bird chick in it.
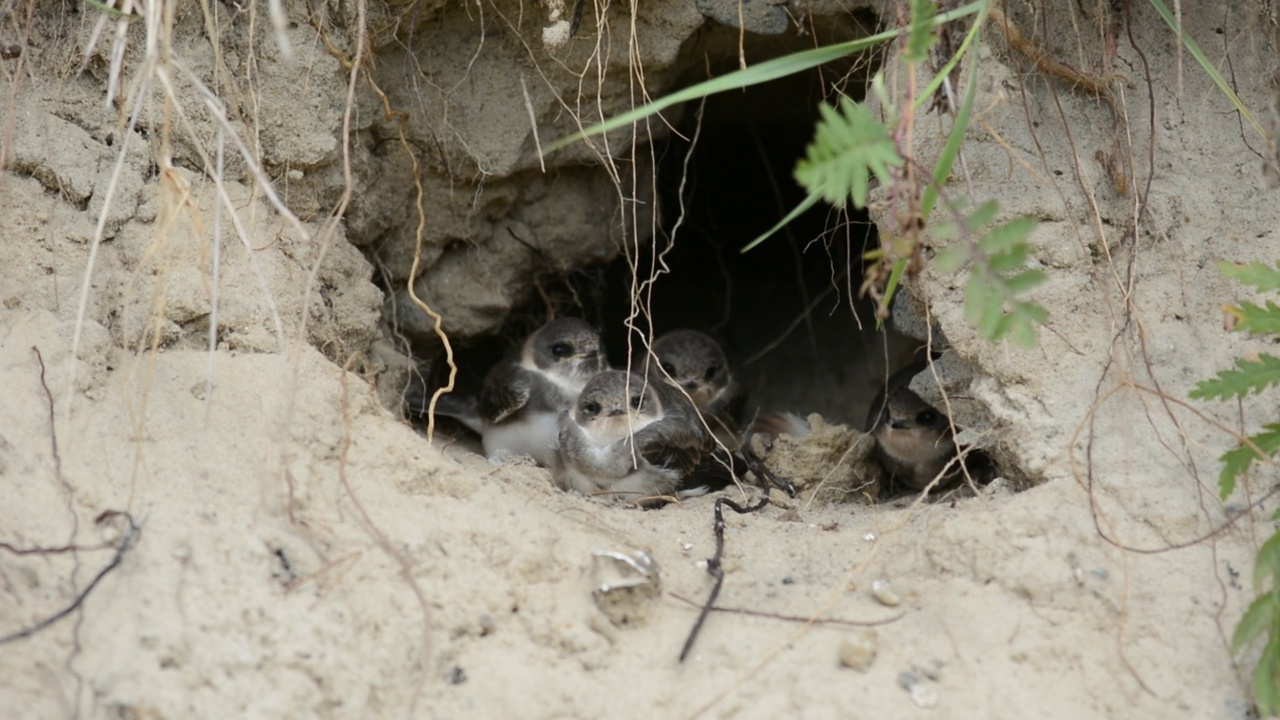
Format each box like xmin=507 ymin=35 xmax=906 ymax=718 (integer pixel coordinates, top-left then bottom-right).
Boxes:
xmin=556 ymin=371 xmax=711 ymax=504
xmin=869 ymin=386 xmax=958 ymax=491
xmin=431 ymin=317 xmax=606 ymax=467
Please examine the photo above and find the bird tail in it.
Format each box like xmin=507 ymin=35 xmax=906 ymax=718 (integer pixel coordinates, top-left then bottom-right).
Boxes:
xmin=406 ymin=388 xmax=485 ymax=435
xmin=746 ymin=411 xmax=811 ymax=441
xmin=678 ymin=447 xmax=797 ymax=499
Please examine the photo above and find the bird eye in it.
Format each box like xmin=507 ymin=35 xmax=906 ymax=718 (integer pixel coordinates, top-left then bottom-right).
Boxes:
xmin=582 ymin=401 xmax=601 ymax=417
xmin=916 ymin=410 xmax=938 ymax=425
xmin=703 ymin=364 xmax=720 ymax=382
xmin=660 ymin=362 xmax=676 ymax=376
xmin=630 ymin=394 xmax=643 ymax=410
xmin=550 ymin=342 xmax=573 ymax=358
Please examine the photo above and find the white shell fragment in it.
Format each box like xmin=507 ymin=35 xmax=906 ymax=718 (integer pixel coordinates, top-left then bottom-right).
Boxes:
xmin=871 ymin=579 xmax=901 ymax=607
xmin=591 ymin=549 xmax=662 ymax=627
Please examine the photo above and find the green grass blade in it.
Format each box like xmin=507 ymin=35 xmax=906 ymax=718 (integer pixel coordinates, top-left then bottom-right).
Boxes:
xmin=913 ymin=0 xmax=990 ymax=113
xmin=876 ymin=258 xmax=909 ymax=322
xmin=740 ymin=193 xmax=822 ymax=253
xmin=918 ymin=2 xmax=988 ymax=219
xmin=547 ymin=2 xmax=985 ymax=153
xmin=1146 ymin=0 xmax=1265 ymax=141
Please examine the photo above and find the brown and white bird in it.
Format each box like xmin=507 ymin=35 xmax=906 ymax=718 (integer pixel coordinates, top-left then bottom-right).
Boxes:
xmin=428 ymin=318 xmax=607 ymax=467
xmin=647 ymin=330 xmax=796 ymax=496
xmin=647 ymin=330 xmax=745 ymax=445
xmin=865 ymin=359 xmax=962 ymax=492
xmin=555 ymin=370 xmax=712 ymax=503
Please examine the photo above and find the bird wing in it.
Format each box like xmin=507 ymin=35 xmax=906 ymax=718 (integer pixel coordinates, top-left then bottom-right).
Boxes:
xmin=478 ymin=361 xmax=532 ymax=425
xmin=636 ymin=408 xmax=711 ymax=480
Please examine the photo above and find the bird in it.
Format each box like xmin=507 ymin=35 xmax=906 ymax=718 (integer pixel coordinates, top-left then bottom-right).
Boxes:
xmin=646 ymin=330 xmax=796 ymax=497
xmin=555 ymin=370 xmax=712 ymax=504
xmin=866 ymin=363 xmax=960 ymax=492
xmin=425 ymin=317 xmax=607 ymax=467
xmin=647 ymin=330 xmax=745 ymax=446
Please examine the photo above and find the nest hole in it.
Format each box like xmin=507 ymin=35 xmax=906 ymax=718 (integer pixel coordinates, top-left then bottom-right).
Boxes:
xmin=412 ymin=13 xmax=926 ymax=432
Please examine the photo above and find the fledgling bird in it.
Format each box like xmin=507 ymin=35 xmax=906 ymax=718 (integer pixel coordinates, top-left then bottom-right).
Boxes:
xmin=434 ymin=317 xmax=607 ymax=467
xmin=867 ymin=385 xmax=958 ymax=491
xmin=556 ymin=370 xmax=712 ymax=504
xmin=647 ymin=330 xmax=796 ymax=496
xmin=648 ymin=330 xmax=745 ymax=444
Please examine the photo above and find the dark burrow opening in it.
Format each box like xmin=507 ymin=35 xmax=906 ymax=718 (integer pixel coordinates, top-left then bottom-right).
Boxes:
xmin=406 ymin=13 xmax=926 ymax=435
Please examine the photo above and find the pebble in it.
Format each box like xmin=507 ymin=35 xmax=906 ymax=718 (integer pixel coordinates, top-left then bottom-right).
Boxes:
xmin=871 ymin=579 xmax=901 ymax=606
xmin=837 ymin=631 xmax=878 ymax=671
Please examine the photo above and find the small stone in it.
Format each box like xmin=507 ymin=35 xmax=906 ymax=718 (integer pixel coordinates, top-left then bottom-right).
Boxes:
xmin=781 ymin=576 xmax=796 ymax=585
xmin=909 ymin=683 xmax=938 ymax=708
xmin=838 ymin=631 xmax=878 ymax=671
xmin=871 ymin=579 xmax=900 ymax=607
xmin=896 ymin=671 xmax=918 ymax=690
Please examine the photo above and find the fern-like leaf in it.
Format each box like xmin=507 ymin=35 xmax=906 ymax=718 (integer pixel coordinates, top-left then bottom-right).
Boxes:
xmin=1235 ymin=593 xmax=1279 ymax=654
xmin=1221 ymin=261 xmax=1280 ymax=292
xmin=1259 ymin=644 xmax=1280 ymax=716
xmin=1190 ymin=355 xmax=1280 ymax=400
xmin=1237 ymin=301 xmax=1280 ymax=335
xmin=794 ymin=97 xmax=902 ymax=209
xmin=1216 ymin=423 xmax=1280 ymax=500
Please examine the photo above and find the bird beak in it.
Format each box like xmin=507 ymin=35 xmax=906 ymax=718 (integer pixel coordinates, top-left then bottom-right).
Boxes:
xmin=888 ymin=419 xmax=907 ymax=430
xmin=607 ymin=407 xmax=625 ymax=417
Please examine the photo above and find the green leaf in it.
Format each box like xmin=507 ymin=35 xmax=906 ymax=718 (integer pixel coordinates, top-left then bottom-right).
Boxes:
xmin=979 ymin=216 xmax=1038 ymax=255
xmin=1017 ymin=300 xmax=1048 ymax=325
xmin=965 ymin=200 xmax=1000 ymax=234
xmin=1003 ymin=269 xmax=1047 ymax=294
xmin=1191 ymin=355 xmax=1280 ymax=399
xmin=1237 ymin=301 xmax=1280 ymax=334
xmin=987 ymin=245 xmax=1030 ymax=273
xmin=934 ymin=245 xmax=970 ymax=272
xmin=935 ymin=200 xmax=998 ymax=240
xmin=1259 ymin=529 xmax=1280 ymax=591
xmin=794 ymin=97 xmax=902 ymax=208
xmin=1258 ymin=643 xmax=1280 ymax=716
xmin=964 ymin=274 xmax=993 ymax=328
xmin=1011 ymin=313 xmax=1038 ymax=347
xmin=740 ymin=192 xmax=821 ymax=253
xmin=876 ymin=258 xmax=909 ymax=324
xmin=85 ymin=0 xmax=138 ymax=19
xmin=903 ymin=0 xmax=939 ymax=63
xmin=1218 ymin=424 xmax=1280 ymax=500
xmin=981 ymin=307 xmax=1009 ymax=341
xmin=546 ymin=2 xmax=986 ymax=152
xmin=1221 ymin=261 xmax=1280 ymax=292
xmin=1234 ymin=593 xmax=1277 ymax=654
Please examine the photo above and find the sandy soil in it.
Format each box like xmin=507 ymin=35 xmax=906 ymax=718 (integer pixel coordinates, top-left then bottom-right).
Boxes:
xmin=1 ymin=1 xmax=1276 ymax=719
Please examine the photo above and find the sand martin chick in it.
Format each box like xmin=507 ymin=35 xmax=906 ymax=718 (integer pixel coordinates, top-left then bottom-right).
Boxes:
xmin=647 ymin=330 xmax=796 ymax=496
xmin=649 ymin=330 xmax=745 ymax=441
xmin=868 ymin=386 xmax=957 ymax=491
xmin=468 ymin=317 xmax=606 ymax=467
xmin=556 ymin=371 xmax=712 ymax=504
